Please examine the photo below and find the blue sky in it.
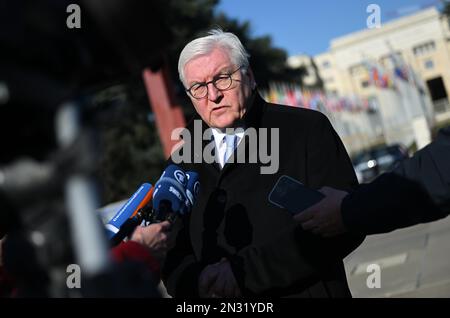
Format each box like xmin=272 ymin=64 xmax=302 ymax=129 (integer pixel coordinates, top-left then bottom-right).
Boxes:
xmin=215 ymin=0 xmax=443 ymax=56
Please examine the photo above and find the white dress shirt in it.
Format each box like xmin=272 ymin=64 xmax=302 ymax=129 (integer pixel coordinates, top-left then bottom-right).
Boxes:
xmin=211 ymin=128 xmax=245 ymax=168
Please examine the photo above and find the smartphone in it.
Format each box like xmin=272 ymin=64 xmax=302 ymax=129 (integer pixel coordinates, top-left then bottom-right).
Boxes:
xmin=268 ymin=175 xmax=325 ymax=215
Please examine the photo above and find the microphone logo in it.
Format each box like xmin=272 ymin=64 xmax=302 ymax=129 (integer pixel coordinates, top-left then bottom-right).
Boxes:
xmin=168 ymin=185 xmax=183 ymax=201
xmin=174 ymin=170 xmax=187 ymax=186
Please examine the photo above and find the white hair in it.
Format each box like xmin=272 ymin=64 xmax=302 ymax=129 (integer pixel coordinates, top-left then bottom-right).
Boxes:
xmin=178 ymin=28 xmax=251 ymax=87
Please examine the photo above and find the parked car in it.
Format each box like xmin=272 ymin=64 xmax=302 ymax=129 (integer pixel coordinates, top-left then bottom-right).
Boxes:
xmin=352 ymin=144 xmax=409 ymax=183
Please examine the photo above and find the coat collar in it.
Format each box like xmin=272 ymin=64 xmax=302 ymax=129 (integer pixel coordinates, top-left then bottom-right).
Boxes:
xmin=183 ymin=90 xmax=266 ymax=172
xmin=242 ymin=90 xmax=265 ymax=130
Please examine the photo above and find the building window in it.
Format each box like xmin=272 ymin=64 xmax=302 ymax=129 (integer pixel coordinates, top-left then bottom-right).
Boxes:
xmin=361 ymin=80 xmax=370 ymax=88
xmin=413 ymin=41 xmax=436 ymax=56
xmin=322 ymin=61 xmax=330 ymax=68
xmin=424 ymin=59 xmax=434 ymax=69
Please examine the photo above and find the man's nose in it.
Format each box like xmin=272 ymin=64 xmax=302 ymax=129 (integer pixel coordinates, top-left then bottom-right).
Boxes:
xmin=207 ymin=83 xmax=223 ymax=102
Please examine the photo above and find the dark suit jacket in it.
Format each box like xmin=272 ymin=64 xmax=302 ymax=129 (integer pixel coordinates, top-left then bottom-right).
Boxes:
xmin=162 ymin=92 xmax=365 ymax=297
xmin=342 ymin=126 xmax=450 ymax=235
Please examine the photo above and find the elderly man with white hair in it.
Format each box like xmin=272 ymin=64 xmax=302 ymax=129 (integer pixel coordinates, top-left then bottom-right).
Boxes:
xmin=162 ymin=29 xmax=364 ymax=298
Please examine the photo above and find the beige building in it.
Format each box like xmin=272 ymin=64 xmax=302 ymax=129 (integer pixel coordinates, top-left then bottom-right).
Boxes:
xmin=314 ymin=7 xmax=450 ymax=117
xmin=287 ymin=7 xmax=450 ymax=154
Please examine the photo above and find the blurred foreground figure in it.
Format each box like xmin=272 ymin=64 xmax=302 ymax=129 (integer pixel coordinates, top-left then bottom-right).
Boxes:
xmin=296 ymin=126 xmax=450 ymax=236
xmin=0 ymin=0 xmax=174 ymax=297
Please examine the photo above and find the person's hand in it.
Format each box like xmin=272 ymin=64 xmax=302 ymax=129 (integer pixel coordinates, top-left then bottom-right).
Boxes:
xmin=130 ymin=221 xmax=171 ymax=261
xmin=295 ymin=186 xmax=349 ymax=237
xmin=198 ymin=258 xmax=241 ymax=298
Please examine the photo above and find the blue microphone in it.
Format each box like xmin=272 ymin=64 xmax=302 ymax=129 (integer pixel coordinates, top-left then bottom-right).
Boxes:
xmin=185 ymin=171 xmax=200 ymax=214
xmin=152 ymin=164 xmax=189 ymax=222
xmin=105 ymin=183 xmax=153 ymax=240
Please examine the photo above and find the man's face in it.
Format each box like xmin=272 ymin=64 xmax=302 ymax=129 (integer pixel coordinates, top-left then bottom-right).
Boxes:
xmin=183 ymin=47 xmax=254 ymax=129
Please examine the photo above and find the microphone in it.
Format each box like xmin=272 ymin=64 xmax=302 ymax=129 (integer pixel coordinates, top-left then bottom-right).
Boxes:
xmin=105 ymin=165 xmax=200 ymax=246
xmin=185 ymin=171 xmax=200 ymax=213
xmin=151 ymin=164 xmax=189 ymax=223
xmin=105 ymin=183 xmax=153 ymax=241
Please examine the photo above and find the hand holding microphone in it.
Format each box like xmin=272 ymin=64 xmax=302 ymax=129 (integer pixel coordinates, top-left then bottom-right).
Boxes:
xmin=131 ymin=166 xmax=199 ymax=259
xmin=130 ymin=220 xmax=171 ymax=262
xmin=105 ymin=164 xmax=199 ymax=246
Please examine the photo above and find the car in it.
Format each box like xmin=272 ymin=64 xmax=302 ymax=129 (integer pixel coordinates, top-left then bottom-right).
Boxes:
xmin=352 ymin=144 xmax=409 ymax=183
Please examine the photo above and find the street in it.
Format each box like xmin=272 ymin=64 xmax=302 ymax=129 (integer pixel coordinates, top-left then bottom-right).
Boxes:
xmin=345 ymin=215 xmax=450 ymax=297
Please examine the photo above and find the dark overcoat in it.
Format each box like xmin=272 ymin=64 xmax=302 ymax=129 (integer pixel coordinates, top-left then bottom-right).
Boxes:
xmin=162 ymin=93 xmax=365 ymax=297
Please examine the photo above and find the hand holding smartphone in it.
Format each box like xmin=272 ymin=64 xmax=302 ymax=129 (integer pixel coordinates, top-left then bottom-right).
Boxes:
xmin=268 ymin=175 xmax=324 ymax=215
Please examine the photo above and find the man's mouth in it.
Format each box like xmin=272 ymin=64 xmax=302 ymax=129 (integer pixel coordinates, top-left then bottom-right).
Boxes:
xmin=212 ymin=106 xmax=227 ymax=113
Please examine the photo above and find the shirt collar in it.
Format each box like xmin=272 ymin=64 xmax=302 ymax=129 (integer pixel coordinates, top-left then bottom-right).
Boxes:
xmin=211 ymin=127 xmax=245 ymax=147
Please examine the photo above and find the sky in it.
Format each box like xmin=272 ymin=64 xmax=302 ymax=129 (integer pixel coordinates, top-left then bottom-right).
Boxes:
xmin=215 ymin=0 xmax=443 ymax=57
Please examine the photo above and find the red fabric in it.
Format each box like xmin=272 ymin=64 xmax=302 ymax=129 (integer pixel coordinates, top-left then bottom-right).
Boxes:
xmin=0 ymin=241 xmax=160 ymax=297
xmin=111 ymin=241 xmax=160 ymax=279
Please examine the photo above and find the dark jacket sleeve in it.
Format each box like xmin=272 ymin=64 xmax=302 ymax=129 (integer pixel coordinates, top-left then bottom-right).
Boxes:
xmin=341 ymin=126 xmax=450 ymax=235
xmin=230 ymin=113 xmax=365 ymax=295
